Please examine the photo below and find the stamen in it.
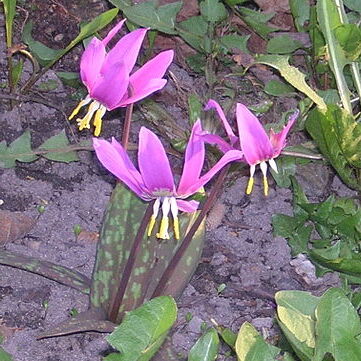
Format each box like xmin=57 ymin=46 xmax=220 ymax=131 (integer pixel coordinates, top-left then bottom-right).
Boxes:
xmin=246 ymin=164 xmax=256 ymax=195
xmin=77 ymin=101 xmax=101 ymax=131
xmin=147 ymin=198 xmax=160 ymax=237
xmin=170 ymin=197 xmax=180 ymax=240
xmin=93 ymin=105 xmax=107 ymax=137
xmin=156 ymin=197 xmax=170 ymax=240
xmin=68 ymin=96 xmax=91 ymax=120
xmin=269 ymin=158 xmax=278 ymax=174
xmin=260 ymin=161 xmax=269 ymax=196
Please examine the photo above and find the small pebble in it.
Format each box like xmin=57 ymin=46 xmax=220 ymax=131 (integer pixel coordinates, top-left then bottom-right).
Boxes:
xmin=54 ymin=34 xmax=64 ymax=42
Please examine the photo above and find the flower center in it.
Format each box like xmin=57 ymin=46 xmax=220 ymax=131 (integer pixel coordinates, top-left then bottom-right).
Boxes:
xmin=246 ymin=158 xmax=278 ymax=196
xmin=147 ymin=197 xmax=180 ymax=240
xmin=68 ymin=96 xmax=107 ymax=136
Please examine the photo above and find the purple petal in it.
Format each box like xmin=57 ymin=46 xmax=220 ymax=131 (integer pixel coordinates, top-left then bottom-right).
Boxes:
xmin=90 ymin=61 xmax=129 ymax=109
xmin=198 ymin=131 xmax=235 ymax=153
xmin=129 ymin=50 xmax=173 ymax=93
xmin=269 ymin=109 xmax=298 ymax=157
xmin=205 ymin=99 xmax=238 ymax=146
xmin=138 ymin=127 xmax=175 ymax=193
xmin=80 ymin=38 xmax=106 ymax=91
xmin=178 ymin=150 xmax=243 ymax=197
xmin=177 ymin=120 xmax=205 ymax=195
xmin=103 ymin=28 xmax=148 ymax=75
xmin=236 ymin=103 xmax=273 ymax=165
xmin=102 ymin=19 xmax=126 ymax=47
xmin=117 ymin=79 xmax=167 ymax=106
xmin=93 ymin=138 xmax=147 ymax=198
xmin=176 ymin=199 xmax=199 ymax=212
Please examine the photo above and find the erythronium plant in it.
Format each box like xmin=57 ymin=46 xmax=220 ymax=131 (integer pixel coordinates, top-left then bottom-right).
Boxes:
xmin=69 ymin=19 xmax=174 ymax=136
xmin=93 ymin=120 xmax=242 ymax=240
xmin=204 ymin=100 xmax=299 ymax=196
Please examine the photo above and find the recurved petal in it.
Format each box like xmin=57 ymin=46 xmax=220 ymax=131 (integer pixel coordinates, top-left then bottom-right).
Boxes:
xmin=80 ymin=38 xmax=106 ymax=91
xmin=198 ymin=132 xmax=235 ymax=153
xmin=90 ymin=61 xmax=129 ymax=109
xmin=179 ymin=149 xmax=243 ymax=197
xmin=129 ymin=50 xmax=173 ymax=92
xmin=102 ymin=19 xmax=126 ymax=46
xmin=103 ymin=28 xmax=148 ymax=74
xmin=269 ymin=109 xmax=299 ymax=157
xmin=93 ymin=138 xmax=147 ymax=198
xmin=177 ymin=120 xmax=205 ymax=195
xmin=236 ymin=103 xmax=273 ymax=165
xmin=138 ymin=127 xmax=175 ymax=193
xmin=176 ymin=199 xmax=199 ymax=213
xmin=205 ymin=99 xmax=238 ymax=146
xmin=118 ymin=79 xmax=167 ymax=106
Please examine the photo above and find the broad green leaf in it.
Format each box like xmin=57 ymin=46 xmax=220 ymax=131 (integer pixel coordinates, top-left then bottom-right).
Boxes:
xmin=0 ymin=131 xmax=38 ymax=168
xmin=220 ymin=34 xmax=250 ymax=53
xmin=272 ymin=214 xmax=303 ymax=238
xmin=267 ymin=35 xmax=304 ymax=54
xmin=188 ymin=328 xmax=219 ymax=361
xmin=235 ymin=322 xmax=280 ymax=361
xmin=334 ymin=24 xmax=361 ymax=61
xmin=216 ymin=326 xmax=237 ymax=349
xmin=38 ymin=130 xmax=79 ymax=163
xmin=289 ymin=0 xmax=310 ymax=31
xmin=314 ymin=288 xmax=361 ymax=361
xmin=200 ymin=0 xmax=228 ymax=23
xmin=317 ymin=0 xmax=352 ymax=113
xmin=264 ymin=80 xmax=296 ymax=96
xmin=254 ymin=55 xmax=326 ymax=109
xmin=106 ymin=296 xmax=177 ymax=361
xmin=0 ymin=347 xmax=13 ymax=361
xmin=22 ymin=22 xmax=64 ymax=66
xmin=108 ymin=0 xmax=132 ymax=10
xmin=276 ymin=290 xmax=319 ymax=361
xmin=178 ymin=16 xmax=208 ymax=52
xmin=56 ymin=71 xmax=81 ymax=88
xmin=122 ymin=1 xmax=182 ymax=34
xmin=2 ymin=0 xmax=16 ymax=47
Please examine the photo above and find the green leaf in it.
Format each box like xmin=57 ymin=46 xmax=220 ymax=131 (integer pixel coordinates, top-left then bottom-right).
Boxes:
xmin=188 ymin=328 xmax=219 ymax=361
xmin=108 ymin=0 xmax=132 ymax=10
xmin=314 ymin=288 xmax=361 ymax=361
xmin=11 ymin=59 xmax=24 ymax=89
xmin=188 ymin=94 xmax=203 ymax=125
xmin=264 ymin=80 xmax=296 ymax=96
xmin=334 ymin=24 xmax=361 ymax=61
xmin=2 ymin=0 xmax=17 ymax=47
xmin=317 ymin=0 xmax=352 ymax=113
xmin=254 ymin=55 xmax=326 ymax=109
xmin=56 ymin=71 xmax=81 ymax=88
xmin=0 ymin=347 xmax=13 ymax=361
xmin=235 ymin=322 xmax=281 ymax=361
xmin=272 ymin=214 xmax=303 ymax=238
xmin=0 ymin=131 xmax=38 ymax=168
xmin=289 ymin=0 xmax=310 ymax=31
xmin=276 ymin=290 xmax=319 ymax=361
xmin=106 ymin=296 xmax=177 ymax=361
xmin=121 ymin=1 xmax=182 ymax=34
xmin=22 ymin=22 xmax=63 ymax=66
xmin=219 ymin=34 xmax=250 ymax=53
xmin=38 ymin=130 xmax=79 ymax=163
xmin=178 ymin=16 xmax=208 ymax=52
xmin=267 ymin=35 xmax=304 ymax=54
xmin=200 ymin=0 xmax=228 ymax=23
xmin=344 ymin=0 xmax=361 ymax=13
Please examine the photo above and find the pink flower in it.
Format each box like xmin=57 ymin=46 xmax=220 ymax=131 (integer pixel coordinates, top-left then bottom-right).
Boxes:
xmin=204 ymin=100 xmax=298 ymax=195
xmin=93 ymin=120 xmax=242 ymax=239
xmin=69 ymin=19 xmax=174 ymax=136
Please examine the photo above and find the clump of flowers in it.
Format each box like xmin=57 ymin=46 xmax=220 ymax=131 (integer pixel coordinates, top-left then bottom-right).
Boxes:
xmin=69 ymin=19 xmax=174 ymax=136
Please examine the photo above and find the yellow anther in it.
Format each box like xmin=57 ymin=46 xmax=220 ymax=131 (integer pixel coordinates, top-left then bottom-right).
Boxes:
xmin=263 ymin=176 xmax=269 ymax=196
xmin=147 ymin=215 xmax=157 ymax=237
xmin=68 ymin=97 xmax=91 ymax=120
xmin=173 ymin=216 xmax=180 ymax=240
xmin=76 ymin=101 xmax=100 ymax=131
xmin=156 ymin=217 xmax=170 ymax=240
xmin=93 ymin=106 xmax=106 ymax=137
xmin=246 ymin=177 xmax=254 ymax=195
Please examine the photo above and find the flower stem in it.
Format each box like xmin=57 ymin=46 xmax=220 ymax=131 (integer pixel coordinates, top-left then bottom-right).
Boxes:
xmin=151 ymin=165 xmax=230 ymax=298
xmin=108 ymin=201 xmax=154 ymax=323
xmin=121 ymin=85 xmax=135 ymax=149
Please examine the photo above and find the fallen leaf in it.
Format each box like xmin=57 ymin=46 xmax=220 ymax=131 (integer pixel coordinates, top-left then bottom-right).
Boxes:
xmin=76 ymin=230 xmax=99 ymax=243
xmin=254 ymin=0 xmax=290 ymax=13
xmin=0 ymin=210 xmax=36 ymax=245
